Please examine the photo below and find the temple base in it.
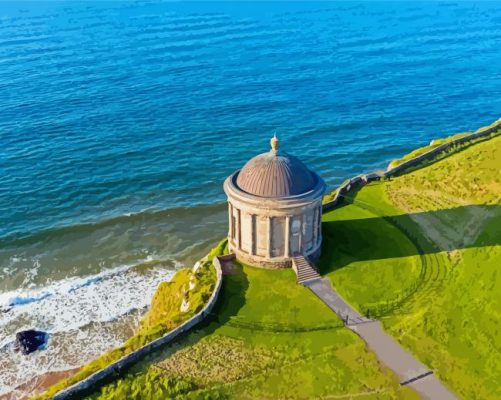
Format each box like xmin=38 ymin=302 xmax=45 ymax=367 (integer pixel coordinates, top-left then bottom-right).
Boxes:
xmin=229 ymin=240 xmax=322 ymax=270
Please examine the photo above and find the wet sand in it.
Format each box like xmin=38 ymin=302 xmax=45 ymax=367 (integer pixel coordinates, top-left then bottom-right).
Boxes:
xmin=0 ymin=368 xmax=78 ymax=400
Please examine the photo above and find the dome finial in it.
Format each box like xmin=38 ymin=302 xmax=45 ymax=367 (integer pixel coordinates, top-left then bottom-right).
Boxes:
xmin=270 ymin=133 xmax=279 ymax=153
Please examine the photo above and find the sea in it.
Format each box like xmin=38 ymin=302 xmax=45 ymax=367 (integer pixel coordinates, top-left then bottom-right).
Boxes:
xmin=1 ymin=0 xmax=501 ymax=396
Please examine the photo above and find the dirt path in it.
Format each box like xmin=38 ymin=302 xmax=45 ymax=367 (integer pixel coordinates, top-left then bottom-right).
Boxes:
xmin=305 ymin=278 xmax=457 ymax=400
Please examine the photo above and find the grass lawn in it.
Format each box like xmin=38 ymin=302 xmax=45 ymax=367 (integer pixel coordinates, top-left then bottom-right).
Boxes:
xmin=318 ymin=192 xmax=422 ymax=315
xmin=320 ymin=135 xmax=501 ymax=399
xmin=87 ymin=262 xmax=419 ymax=399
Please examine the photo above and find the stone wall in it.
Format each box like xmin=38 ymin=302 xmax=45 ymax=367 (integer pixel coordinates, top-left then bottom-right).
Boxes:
xmin=322 ymin=119 xmax=501 ymax=211
xmin=52 ymin=257 xmax=223 ymax=400
xmin=227 ymin=199 xmax=323 ymax=268
xmin=385 ymin=119 xmax=501 ymax=177
xmin=322 ymin=175 xmax=370 ymax=211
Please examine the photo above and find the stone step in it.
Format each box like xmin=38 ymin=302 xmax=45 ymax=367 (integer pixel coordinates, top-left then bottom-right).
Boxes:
xmin=296 ymin=261 xmax=317 ymax=269
xmin=298 ymin=276 xmax=320 ymax=283
xmin=300 ymin=267 xmax=318 ymax=275
xmin=298 ymin=270 xmax=319 ymax=276
xmin=298 ymin=265 xmax=317 ymax=271
xmin=299 ymin=275 xmax=319 ymax=279
xmin=293 ymin=256 xmax=321 ymax=284
xmin=298 ymin=273 xmax=320 ymax=280
xmin=297 ymin=265 xmax=312 ymax=271
xmin=298 ymin=267 xmax=316 ymax=272
xmin=296 ymin=265 xmax=316 ymax=270
xmin=296 ymin=264 xmax=315 ymax=271
xmin=298 ymin=267 xmax=318 ymax=275
xmin=298 ymin=276 xmax=319 ymax=283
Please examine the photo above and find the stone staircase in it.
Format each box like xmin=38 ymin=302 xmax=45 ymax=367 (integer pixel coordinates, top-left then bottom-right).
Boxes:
xmin=292 ymin=256 xmax=321 ymax=284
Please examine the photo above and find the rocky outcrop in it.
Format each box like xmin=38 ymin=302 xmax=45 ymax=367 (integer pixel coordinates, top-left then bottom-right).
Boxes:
xmin=15 ymin=330 xmax=48 ymax=355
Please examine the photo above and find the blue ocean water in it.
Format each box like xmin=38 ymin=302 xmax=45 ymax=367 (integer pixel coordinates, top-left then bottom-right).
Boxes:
xmin=2 ymin=1 xmax=501 ymax=243
xmin=1 ymin=1 xmax=501 ymax=392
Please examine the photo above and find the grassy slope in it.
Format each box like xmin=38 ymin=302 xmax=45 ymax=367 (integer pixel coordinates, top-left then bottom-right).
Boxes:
xmin=35 ymin=257 xmax=218 ymax=400
xmin=321 ymin=135 xmax=501 ymax=399
xmin=88 ymin=262 xmax=419 ymax=399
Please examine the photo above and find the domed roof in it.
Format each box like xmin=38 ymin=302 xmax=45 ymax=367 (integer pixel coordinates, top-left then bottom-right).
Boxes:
xmin=235 ymin=136 xmax=316 ymax=198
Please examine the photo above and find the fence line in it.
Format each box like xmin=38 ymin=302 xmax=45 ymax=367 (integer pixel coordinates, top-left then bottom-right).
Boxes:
xmin=323 ymin=118 xmax=501 ymax=211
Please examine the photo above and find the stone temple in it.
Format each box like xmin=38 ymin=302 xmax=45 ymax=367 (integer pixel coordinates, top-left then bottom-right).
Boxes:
xmin=224 ymin=135 xmax=326 ymax=268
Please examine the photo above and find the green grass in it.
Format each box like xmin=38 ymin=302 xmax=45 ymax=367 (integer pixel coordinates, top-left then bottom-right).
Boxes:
xmin=86 ymin=262 xmax=419 ymax=399
xmin=320 ymin=134 xmax=501 ymax=399
xmin=319 ymin=190 xmax=422 ymax=315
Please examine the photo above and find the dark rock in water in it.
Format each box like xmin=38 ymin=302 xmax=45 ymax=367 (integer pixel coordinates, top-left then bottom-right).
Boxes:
xmin=15 ymin=330 xmax=48 ymax=355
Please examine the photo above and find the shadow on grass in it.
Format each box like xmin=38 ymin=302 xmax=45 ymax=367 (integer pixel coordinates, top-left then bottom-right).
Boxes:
xmin=210 ymin=261 xmax=250 ymax=326
xmin=146 ymin=261 xmax=250 ymax=360
xmin=318 ymin=200 xmax=500 ymax=275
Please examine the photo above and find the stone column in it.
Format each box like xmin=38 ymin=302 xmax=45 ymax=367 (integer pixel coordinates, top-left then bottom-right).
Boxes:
xmin=251 ymin=214 xmax=256 ymax=255
xmin=318 ymin=205 xmax=322 ymax=245
xmin=312 ymin=207 xmax=318 ymax=246
xmin=298 ymin=214 xmax=304 ymax=254
xmin=237 ymin=208 xmax=242 ymax=250
xmin=228 ymin=202 xmax=233 ymax=241
xmin=284 ymin=215 xmax=291 ymax=257
xmin=267 ymin=217 xmax=272 ymax=258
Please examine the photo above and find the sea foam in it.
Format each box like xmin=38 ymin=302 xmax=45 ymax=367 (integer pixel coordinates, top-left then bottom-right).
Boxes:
xmin=0 ymin=261 xmax=176 ymax=397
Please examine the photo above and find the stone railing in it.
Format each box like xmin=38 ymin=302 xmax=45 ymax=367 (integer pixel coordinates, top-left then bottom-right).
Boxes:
xmin=323 ymin=174 xmax=374 ymax=211
xmin=213 ymin=253 xmax=236 ymax=267
xmin=385 ymin=118 xmax=501 ymax=177
xmin=323 ymin=118 xmax=501 ymax=211
xmin=51 ymin=257 xmax=223 ymax=400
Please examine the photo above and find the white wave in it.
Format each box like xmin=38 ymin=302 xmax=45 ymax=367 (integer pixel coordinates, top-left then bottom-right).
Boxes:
xmin=0 ymin=260 xmax=177 ymax=396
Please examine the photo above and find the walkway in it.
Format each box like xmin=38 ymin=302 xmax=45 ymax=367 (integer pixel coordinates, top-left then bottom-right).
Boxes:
xmin=304 ymin=278 xmax=457 ymax=400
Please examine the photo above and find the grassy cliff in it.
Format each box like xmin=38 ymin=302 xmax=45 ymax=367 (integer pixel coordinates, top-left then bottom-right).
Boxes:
xmin=387 ymin=117 xmax=501 ymax=170
xmin=35 ymin=248 xmax=219 ymax=400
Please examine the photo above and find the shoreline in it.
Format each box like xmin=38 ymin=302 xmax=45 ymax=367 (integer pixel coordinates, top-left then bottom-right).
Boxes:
xmin=0 ymin=263 xmax=176 ymax=399
xmin=0 ymin=368 xmax=78 ymax=400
